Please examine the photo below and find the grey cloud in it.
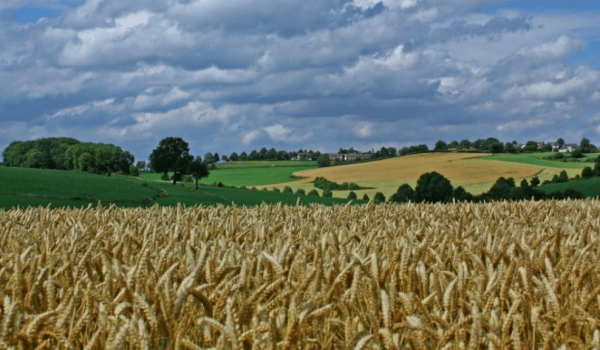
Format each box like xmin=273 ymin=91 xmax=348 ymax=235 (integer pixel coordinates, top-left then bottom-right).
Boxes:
xmin=431 ymin=16 xmax=532 ymax=43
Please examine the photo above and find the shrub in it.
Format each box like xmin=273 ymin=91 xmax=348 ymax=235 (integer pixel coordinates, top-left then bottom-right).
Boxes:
xmin=295 ymin=188 xmax=306 ymax=196
xmin=261 ymin=187 xmax=269 ymax=191
xmin=554 ymin=152 xmax=564 ymax=159
xmin=129 ymin=165 xmax=140 ymax=177
xmin=217 ymin=182 xmax=224 ymax=187
xmin=240 ymin=186 xmax=247 ymax=190
xmin=374 ymin=192 xmax=386 ymax=202
xmin=348 ymin=183 xmax=360 ymax=190
xmin=558 ymin=170 xmax=569 ymax=183
xmin=347 ymin=191 xmax=357 ymax=200
xmin=161 ymin=173 xmax=170 ymax=181
xmin=530 ymin=176 xmax=540 ymax=187
xmin=308 ymin=189 xmax=320 ymax=196
xmin=141 ymin=183 xmax=148 ymax=187
xmin=571 ymin=149 xmax=584 ymax=159
xmin=283 ymin=186 xmax=293 ymax=194
xmin=582 ymin=166 xmax=594 ymax=179
xmin=251 ymin=187 xmax=258 ymax=191
xmin=362 ymin=193 xmax=370 ymax=201
xmin=389 ymin=184 xmax=415 ymax=203
xmin=272 ymin=187 xmax=281 ymax=193
xmin=322 ymin=189 xmax=332 ymax=197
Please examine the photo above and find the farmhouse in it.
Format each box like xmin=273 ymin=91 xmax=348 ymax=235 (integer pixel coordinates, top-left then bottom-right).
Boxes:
xmin=328 ymin=153 xmax=371 ymax=161
xmin=292 ymin=152 xmax=309 ymax=160
xmin=557 ymin=143 xmax=577 ymax=153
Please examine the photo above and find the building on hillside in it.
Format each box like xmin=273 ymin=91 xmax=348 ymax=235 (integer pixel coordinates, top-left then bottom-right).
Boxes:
xmin=327 ymin=153 xmax=371 ymax=162
xmin=558 ymin=144 xmax=577 ymax=153
xmin=292 ymin=152 xmax=309 ymax=160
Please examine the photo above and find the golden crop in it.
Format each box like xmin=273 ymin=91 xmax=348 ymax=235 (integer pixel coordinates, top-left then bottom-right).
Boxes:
xmin=0 ymin=200 xmax=599 ymax=349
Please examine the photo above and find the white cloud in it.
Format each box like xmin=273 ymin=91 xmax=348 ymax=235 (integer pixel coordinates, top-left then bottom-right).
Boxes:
xmin=2 ymin=0 xmax=600 ymax=160
xmin=496 ymin=119 xmax=551 ymax=133
xmin=242 ymin=129 xmax=262 ymax=145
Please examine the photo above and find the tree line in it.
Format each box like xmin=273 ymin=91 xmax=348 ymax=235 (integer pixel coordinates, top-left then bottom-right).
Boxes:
xmin=199 ymin=148 xmax=322 ymax=164
xmin=386 ymin=171 xmax=584 ymax=204
xmin=1 ymin=137 xmax=134 ymax=174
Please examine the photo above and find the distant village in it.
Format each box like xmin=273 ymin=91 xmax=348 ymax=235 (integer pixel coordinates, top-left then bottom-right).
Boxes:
xmin=291 ymin=139 xmax=586 ymax=163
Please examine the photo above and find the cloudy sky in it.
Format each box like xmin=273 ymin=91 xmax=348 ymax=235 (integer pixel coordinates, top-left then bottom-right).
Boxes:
xmin=1 ymin=0 xmax=599 ymax=161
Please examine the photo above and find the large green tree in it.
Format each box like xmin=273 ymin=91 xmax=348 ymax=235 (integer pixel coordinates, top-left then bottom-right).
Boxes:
xmin=149 ymin=137 xmax=193 ymax=185
xmin=188 ymin=156 xmax=210 ymax=190
xmin=317 ymin=154 xmax=331 ymax=168
xmin=414 ymin=171 xmax=453 ymax=203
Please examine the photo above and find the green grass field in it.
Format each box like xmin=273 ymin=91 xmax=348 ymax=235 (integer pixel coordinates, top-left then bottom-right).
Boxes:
xmin=538 ymin=177 xmax=600 ymax=198
xmin=0 ymin=167 xmax=160 ymax=207
xmin=475 ymin=152 xmax=600 ymax=169
xmin=140 ymin=166 xmax=312 ymax=187
xmin=0 ymin=166 xmax=361 ymax=210
xmin=216 ymin=160 xmax=316 ymax=169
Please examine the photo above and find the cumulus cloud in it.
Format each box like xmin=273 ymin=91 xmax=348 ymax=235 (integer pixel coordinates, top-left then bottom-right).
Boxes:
xmin=1 ymin=0 xmax=600 ymax=161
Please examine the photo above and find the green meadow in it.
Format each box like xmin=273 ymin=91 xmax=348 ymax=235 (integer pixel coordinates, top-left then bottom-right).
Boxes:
xmin=216 ymin=160 xmax=317 ymax=169
xmin=475 ymin=152 xmax=600 ymax=169
xmin=0 ymin=166 xmax=361 ymax=210
xmin=538 ymin=177 xmax=600 ymax=198
xmin=140 ymin=166 xmax=313 ymax=187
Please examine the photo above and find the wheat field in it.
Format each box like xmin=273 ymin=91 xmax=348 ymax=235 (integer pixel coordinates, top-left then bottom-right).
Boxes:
xmin=1 ymin=200 xmax=599 ymax=349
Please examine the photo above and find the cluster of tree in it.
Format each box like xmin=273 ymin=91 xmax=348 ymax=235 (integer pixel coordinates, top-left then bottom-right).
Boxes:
xmin=198 ymin=148 xmax=322 ymax=164
xmin=388 ymin=171 xmax=584 ymax=204
xmin=313 ymin=177 xmax=365 ymax=191
xmin=434 ymin=137 xmax=597 ymax=154
xmin=581 ymin=156 xmax=600 ymax=179
xmin=149 ymin=137 xmax=210 ymax=188
xmin=1 ymin=138 xmax=134 ymax=174
xmin=399 ymin=144 xmax=429 ymax=156
xmin=370 ymin=146 xmax=398 ymax=159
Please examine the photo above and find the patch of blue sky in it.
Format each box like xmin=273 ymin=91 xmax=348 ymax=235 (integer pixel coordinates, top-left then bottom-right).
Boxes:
xmin=11 ymin=7 xmax=63 ymax=23
xmin=10 ymin=1 xmax=84 ymax=23
xmin=477 ymin=0 xmax=600 ymax=14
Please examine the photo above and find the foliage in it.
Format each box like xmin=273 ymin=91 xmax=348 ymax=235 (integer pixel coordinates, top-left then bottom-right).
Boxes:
xmin=313 ymin=177 xmax=365 ymax=191
xmin=295 ymin=188 xmax=306 ymax=195
xmin=2 ymin=137 xmax=135 ymax=175
xmin=434 ymin=140 xmax=447 ymax=151
xmin=373 ymin=192 xmax=386 ymax=202
xmin=307 ymin=189 xmax=320 ymax=196
xmin=388 ymin=184 xmax=415 ymax=203
xmin=347 ymin=191 xmax=357 ymax=199
xmin=188 ymin=156 xmax=210 ymax=190
xmin=149 ymin=137 xmax=193 ymax=185
xmin=317 ymin=154 xmax=330 ymax=168
xmin=322 ymin=189 xmax=332 ymax=197
xmin=129 ymin=165 xmax=140 ymax=177
xmin=362 ymin=193 xmax=369 ymax=201
xmin=414 ymin=171 xmax=454 ymax=203
xmin=571 ymin=149 xmax=584 ymax=158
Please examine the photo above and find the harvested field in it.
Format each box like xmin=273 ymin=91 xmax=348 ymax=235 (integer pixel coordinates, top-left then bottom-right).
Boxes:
xmin=1 ymin=200 xmax=600 ymax=349
xmin=265 ymin=153 xmax=547 ymax=198
xmin=292 ymin=153 xmax=543 ymax=184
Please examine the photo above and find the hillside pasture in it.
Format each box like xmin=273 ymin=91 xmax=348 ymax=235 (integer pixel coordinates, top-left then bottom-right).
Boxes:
xmin=140 ymin=166 xmax=313 ymax=187
xmin=0 ymin=166 xmax=359 ymax=210
xmin=0 ymin=166 xmax=161 ymax=208
xmin=476 ymin=152 xmax=600 ymax=168
xmin=216 ymin=160 xmax=316 ymax=169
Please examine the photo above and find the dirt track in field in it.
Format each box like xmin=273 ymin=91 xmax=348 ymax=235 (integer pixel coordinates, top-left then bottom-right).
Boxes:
xmin=290 ymin=153 xmax=544 ymax=184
